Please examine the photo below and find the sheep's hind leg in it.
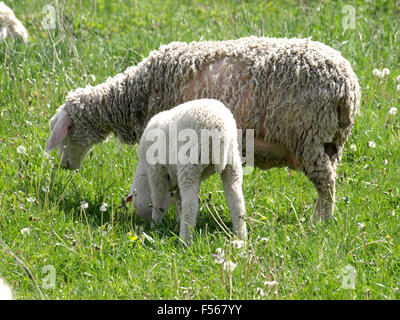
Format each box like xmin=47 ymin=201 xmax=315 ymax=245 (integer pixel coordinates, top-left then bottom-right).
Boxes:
xmin=302 ymin=145 xmax=337 ymax=222
xmin=177 ymin=167 xmax=201 ymax=245
xmin=221 ymin=161 xmax=247 ymax=240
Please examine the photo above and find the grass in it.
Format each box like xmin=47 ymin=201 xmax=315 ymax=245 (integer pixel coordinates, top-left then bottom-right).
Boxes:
xmin=0 ymin=0 xmax=399 ymax=299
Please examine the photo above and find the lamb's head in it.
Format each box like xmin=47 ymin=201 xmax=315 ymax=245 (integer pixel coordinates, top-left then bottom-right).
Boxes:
xmin=126 ymin=162 xmax=152 ymax=222
xmin=45 ymin=107 xmax=93 ymax=170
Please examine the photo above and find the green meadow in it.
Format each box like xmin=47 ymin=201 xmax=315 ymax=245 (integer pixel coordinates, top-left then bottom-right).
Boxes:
xmin=0 ymin=0 xmax=399 ymax=299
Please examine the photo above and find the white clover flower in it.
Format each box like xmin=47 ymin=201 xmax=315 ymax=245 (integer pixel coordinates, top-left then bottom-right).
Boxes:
xmin=383 ymin=159 xmax=388 ymax=165
xmin=357 ymin=222 xmax=365 ymax=230
xmin=223 ymin=260 xmax=237 ymax=273
xmin=80 ymin=201 xmax=89 ymax=210
xmin=395 ymin=75 xmax=400 ymax=83
xmin=100 ymin=202 xmax=108 ymax=212
xmin=397 ymin=85 xmax=400 ymax=92
xmin=232 ymin=240 xmax=244 ymax=249
xmin=0 ymin=278 xmax=13 ymax=300
xmin=372 ymin=69 xmax=381 ymax=78
xmin=382 ymin=68 xmax=390 ymax=77
xmin=212 ymin=248 xmax=225 ymax=264
xmin=368 ymin=141 xmax=376 ymax=148
xmin=17 ymin=145 xmax=26 ymax=154
xmin=21 ymin=228 xmax=30 ymax=236
xmin=349 ymin=143 xmax=357 ymax=151
xmin=389 ymin=107 xmax=398 ymax=115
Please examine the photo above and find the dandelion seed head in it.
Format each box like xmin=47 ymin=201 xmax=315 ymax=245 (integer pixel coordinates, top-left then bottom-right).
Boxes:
xmin=212 ymin=248 xmax=225 ymax=264
xmin=261 ymin=237 xmax=270 ymax=242
xmin=20 ymin=228 xmax=30 ymax=236
xmin=26 ymin=197 xmax=36 ymax=203
xmin=223 ymin=260 xmax=237 ymax=273
xmin=264 ymin=280 xmax=278 ymax=286
xmin=80 ymin=201 xmax=89 ymax=210
xmin=372 ymin=69 xmax=381 ymax=78
xmin=382 ymin=68 xmax=390 ymax=77
xmin=389 ymin=107 xmax=398 ymax=115
xmin=17 ymin=145 xmax=26 ymax=154
xmin=368 ymin=141 xmax=376 ymax=148
xmin=237 ymin=249 xmax=249 ymax=259
xmin=232 ymin=240 xmax=244 ymax=249
xmin=357 ymin=222 xmax=365 ymax=230
xmin=100 ymin=202 xmax=108 ymax=212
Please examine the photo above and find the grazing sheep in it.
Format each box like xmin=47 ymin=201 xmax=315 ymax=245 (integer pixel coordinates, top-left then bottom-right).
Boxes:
xmin=46 ymin=36 xmax=361 ymax=222
xmin=0 ymin=2 xmax=28 ymax=42
xmin=126 ymin=99 xmax=247 ymax=244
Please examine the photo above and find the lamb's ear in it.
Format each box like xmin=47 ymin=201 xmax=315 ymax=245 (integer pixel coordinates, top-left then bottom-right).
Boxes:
xmin=45 ymin=112 xmax=71 ymax=152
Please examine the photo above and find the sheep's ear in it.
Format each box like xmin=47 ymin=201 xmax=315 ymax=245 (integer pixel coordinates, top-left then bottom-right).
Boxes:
xmin=45 ymin=113 xmax=71 ymax=152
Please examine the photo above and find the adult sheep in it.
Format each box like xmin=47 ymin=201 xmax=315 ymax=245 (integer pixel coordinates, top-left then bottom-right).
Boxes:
xmin=0 ymin=1 xmax=28 ymax=42
xmin=45 ymin=36 xmax=361 ymax=222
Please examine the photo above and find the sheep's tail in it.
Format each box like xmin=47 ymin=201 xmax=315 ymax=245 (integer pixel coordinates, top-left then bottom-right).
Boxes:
xmin=338 ymin=67 xmax=361 ymax=130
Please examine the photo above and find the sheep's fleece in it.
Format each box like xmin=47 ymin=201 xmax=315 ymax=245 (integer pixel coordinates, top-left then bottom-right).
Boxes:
xmin=0 ymin=2 xmax=28 ymax=42
xmin=46 ymin=36 xmax=361 ymax=221
xmin=128 ymin=99 xmax=247 ymax=243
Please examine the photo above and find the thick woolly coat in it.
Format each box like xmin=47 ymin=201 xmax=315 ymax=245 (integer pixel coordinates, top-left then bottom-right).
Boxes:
xmin=49 ymin=36 xmax=361 ymax=220
xmin=0 ymin=2 xmax=28 ymax=42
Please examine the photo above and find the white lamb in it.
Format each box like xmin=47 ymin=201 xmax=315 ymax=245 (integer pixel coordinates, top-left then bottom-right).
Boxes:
xmin=125 ymin=99 xmax=247 ymax=244
xmin=0 ymin=2 xmax=28 ymax=43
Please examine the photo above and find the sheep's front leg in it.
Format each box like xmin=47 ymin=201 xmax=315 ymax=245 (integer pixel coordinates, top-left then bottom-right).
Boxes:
xmin=173 ymin=189 xmax=181 ymax=225
xmin=148 ymin=167 xmax=171 ymax=225
xmin=221 ymin=161 xmax=247 ymax=240
xmin=178 ymin=168 xmax=201 ymax=245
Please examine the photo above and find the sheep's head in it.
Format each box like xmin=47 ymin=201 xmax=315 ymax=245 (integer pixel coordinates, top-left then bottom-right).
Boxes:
xmin=45 ymin=108 xmax=92 ymax=170
xmin=126 ymin=164 xmax=153 ymax=222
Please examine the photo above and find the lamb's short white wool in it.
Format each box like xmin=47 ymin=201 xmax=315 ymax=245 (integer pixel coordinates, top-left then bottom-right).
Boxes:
xmin=0 ymin=2 xmax=28 ymax=42
xmin=127 ymin=99 xmax=247 ymax=244
xmin=0 ymin=277 xmax=13 ymax=300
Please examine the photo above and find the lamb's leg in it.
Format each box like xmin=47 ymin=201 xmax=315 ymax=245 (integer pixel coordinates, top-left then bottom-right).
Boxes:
xmin=173 ymin=189 xmax=181 ymax=225
xmin=221 ymin=160 xmax=247 ymax=240
xmin=148 ymin=167 xmax=171 ymax=225
xmin=302 ymin=146 xmax=337 ymax=222
xmin=178 ymin=167 xmax=201 ymax=245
